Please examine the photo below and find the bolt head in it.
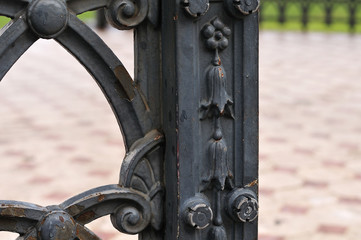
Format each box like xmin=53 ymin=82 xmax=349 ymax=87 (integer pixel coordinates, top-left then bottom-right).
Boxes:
xmin=232 ymin=0 xmax=260 ymax=16
xmin=226 ymin=188 xmax=259 ymax=223
xmin=187 ymin=203 xmax=213 ymax=229
xmin=182 ymin=196 xmax=213 ymax=230
xmin=234 ymin=197 xmax=258 ymax=222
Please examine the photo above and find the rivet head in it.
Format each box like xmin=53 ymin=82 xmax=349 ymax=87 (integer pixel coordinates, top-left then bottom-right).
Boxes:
xmin=27 ymin=0 xmax=68 ymax=39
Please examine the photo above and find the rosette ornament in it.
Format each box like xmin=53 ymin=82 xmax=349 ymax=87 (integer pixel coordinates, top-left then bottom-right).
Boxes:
xmin=203 ymin=18 xmax=231 ymax=52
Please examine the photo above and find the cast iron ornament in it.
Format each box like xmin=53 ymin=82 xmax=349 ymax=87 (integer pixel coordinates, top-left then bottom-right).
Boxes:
xmin=200 ymin=17 xmax=234 ymax=191
xmin=106 ymin=0 xmax=149 ymax=30
xmin=199 ymin=17 xmax=235 ymax=240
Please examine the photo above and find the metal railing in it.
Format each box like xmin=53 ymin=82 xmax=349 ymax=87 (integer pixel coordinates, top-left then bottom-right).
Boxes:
xmin=260 ymin=0 xmax=361 ymax=31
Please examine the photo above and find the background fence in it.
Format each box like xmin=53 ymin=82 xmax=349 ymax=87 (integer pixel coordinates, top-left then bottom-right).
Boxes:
xmin=260 ymin=0 xmax=361 ymax=32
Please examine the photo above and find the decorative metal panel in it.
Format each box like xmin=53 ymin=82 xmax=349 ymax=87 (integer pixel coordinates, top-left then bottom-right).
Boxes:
xmin=0 ymin=0 xmax=259 ymax=239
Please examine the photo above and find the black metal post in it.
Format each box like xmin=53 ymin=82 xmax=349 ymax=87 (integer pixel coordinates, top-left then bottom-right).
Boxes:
xmin=278 ymin=0 xmax=286 ymax=24
xmin=162 ymin=0 xmax=259 ymax=239
xmin=325 ymin=0 xmax=333 ymax=26
xmin=349 ymin=0 xmax=357 ymax=32
xmin=301 ymin=0 xmax=310 ymax=30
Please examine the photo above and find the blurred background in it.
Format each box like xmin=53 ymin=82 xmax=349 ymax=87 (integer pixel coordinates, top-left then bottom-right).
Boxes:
xmin=0 ymin=1 xmax=360 ymax=239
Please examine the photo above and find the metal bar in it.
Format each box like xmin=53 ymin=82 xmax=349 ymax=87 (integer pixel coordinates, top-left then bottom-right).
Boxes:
xmin=0 ymin=15 xmax=38 ymax=80
xmin=301 ymin=0 xmax=310 ymax=30
xmin=0 ymin=0 xmax=29 ymax=18
xmin=349 ymin=0 xmax=357 ymax=31
xmin=55 ymin=14 xmax=149 ymax=148
xmin=278 ymin=0 xmax=286 ymax=24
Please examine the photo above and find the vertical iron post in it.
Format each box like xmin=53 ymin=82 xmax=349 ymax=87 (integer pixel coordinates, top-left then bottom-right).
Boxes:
xmin=278 ymin=0 xmax=286 ymax=24
xmin=161 ymin=0 xmax=259 ymax=239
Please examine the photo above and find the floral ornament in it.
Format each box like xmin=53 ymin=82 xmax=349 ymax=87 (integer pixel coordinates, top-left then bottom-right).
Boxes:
xmin=200 ymin=18 xmax=234 ymax=120
xmin=202 ymin=18 xmax=231 ymax=52
xmin=200 ymin=18 xmax=234 ymax=240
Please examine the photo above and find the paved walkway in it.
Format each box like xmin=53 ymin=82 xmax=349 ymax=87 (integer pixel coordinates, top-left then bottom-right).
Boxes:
xmin=259 ymin=32 xmax=361 ymax=240
xmin=0 ymin=29 xmax=360 ymax=239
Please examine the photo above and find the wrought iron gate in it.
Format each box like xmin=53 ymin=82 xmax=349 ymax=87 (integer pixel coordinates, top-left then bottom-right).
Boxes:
xmin=0 ymin=0 xmax=259 ymax=239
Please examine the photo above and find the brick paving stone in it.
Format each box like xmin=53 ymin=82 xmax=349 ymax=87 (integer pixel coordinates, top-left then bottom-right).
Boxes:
xmin=259 ymin=31 xmax=361 ymax=240
xmin=317 ymin=224 xmax=348 ymax=235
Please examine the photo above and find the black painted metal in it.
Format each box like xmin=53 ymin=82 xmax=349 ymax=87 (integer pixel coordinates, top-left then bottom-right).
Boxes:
xmin=260 ymin=0 xmax=361 ymax=31
xmin=0 ymin=0 xmax=259 ymax=239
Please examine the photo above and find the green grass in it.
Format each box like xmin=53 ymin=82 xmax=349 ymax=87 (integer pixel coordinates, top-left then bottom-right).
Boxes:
xmin=0 ymin=11 xmax=95 ymax=29
xmin=0 ymin=16 xmax=10 ymax=29
xmin=260 ymin=1 xmax=361 ymax=33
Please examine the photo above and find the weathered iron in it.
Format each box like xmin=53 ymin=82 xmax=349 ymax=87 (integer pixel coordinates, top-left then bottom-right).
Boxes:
xmin=0 ymin=0 xmax=259 ymax=239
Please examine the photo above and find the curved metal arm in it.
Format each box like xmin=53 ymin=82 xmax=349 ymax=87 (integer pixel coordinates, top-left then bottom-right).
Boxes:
xmin=0 ymin=0 xmax=164 ymax=238
xmin=0 ymin=15 xmax=38 ymax=80
xmin=67 ymin=0 xmax=109 ymax=14
xmin=0 ymin=185 xmax=152 ymax=238
xmin=0 ymin=0 xmax=154 ymax=148
xmin=55 ymin=14 xmax=148 ymax=148
xmin=0 ymin=0 xmax=29 ymax=18
xmin=0 ymin=201 xmax=47 ymax=235
xmin=61 ymin=184 xmax=152 ymax=234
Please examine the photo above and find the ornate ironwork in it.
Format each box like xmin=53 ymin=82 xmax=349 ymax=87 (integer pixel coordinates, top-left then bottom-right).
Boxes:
xmin=0 ymin=0 xmax=163 ymax=238
xmin=0 ymin=0 xmax=259 ymax=239
xmin=0 ymin=130 xmax=163 ymax=238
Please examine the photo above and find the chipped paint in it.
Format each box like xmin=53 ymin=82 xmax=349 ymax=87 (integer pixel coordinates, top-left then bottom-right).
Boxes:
xmin=76 ymin=211 xmax=95 ymax=222
xmin=135 ymin=83 xmax=151 ymax=111
xmin=67 ymin=204 xmax=85 ymax=216
xmin=1 ymin=207 xmax=26 ymax=217
xmin=113 ymin=65 xmax=135 ymax=101
xmin=97 ymin=194 xmax=105 ymax=202
xmin=245 ymin=179 xmax=258 ymax=188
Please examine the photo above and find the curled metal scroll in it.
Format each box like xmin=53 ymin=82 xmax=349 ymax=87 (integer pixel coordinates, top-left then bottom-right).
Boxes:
xmin=106 ymin=0 xmax=149 ymax=30
xmin=0 ymin=129 xmax=164 ymax=238
xmin=0 ymin=185 xmax=151 ymax=238
xmin=120 ymin=129 xmax=165 ymax=231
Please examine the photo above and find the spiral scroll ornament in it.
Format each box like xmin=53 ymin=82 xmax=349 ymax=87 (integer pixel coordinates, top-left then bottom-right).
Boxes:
xmin=111 ymin=204 xmax=151 ymax=234
xmin=106 ymin=0 xmax=149 ymax=30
